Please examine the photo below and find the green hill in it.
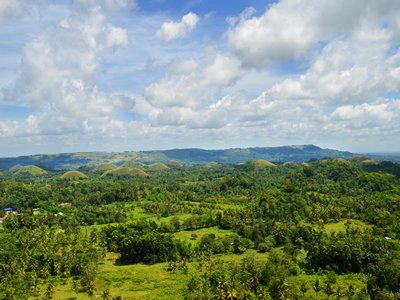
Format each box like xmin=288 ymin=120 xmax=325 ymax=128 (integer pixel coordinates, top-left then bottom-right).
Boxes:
xmin=361 ymin=159 xmax=378 ymax=165
xmin=253 ymin=160 xmax=276 ymax=168
xmin=11 ymin=165 xmax=47 ymax=176
xmin=60 ymin=170 xmax=88 ymax=179
xmin=101 ymin=167 xmax=148 ymax=177
xmin=350 ymin=155 xmax=371 ymax=162
xmin=205 ymin=161 xmax=219 ymax=167
xmin=1 ymin=145 xmax=398 ymax=170
xmin=121 ymin=161 xmax=146 ymax=169
xmin=148 ymin=163 xmax=169 ymax=171
xmin=167 ymin=160 xmax=183 ymax=167
xmin=10 ymin=164 xmax=23 ymax=172
xmin=93 ymin=163 xmax=117 ymax=173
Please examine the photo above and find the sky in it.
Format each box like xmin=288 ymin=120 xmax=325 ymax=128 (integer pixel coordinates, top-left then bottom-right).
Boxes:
xmin=1 ymin=0 xmax=400 ymax=157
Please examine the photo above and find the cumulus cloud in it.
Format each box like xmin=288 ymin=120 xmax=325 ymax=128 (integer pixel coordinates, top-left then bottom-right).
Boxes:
xmin=2 ymin=0 xmax=129 ymax=122
xmin=329 ymin=102 xmax=394 ymax=128
xmin=263 ymin=23 xmax=400 ymax=106
xmin=0 ymin=0 xmax=137 ymax=156
xmin=145 ymin=51 xmax=242 ymax=111
xmin=156 ymin=12 xmax=199 ymax=42
xmin=135 ymin=49 xmax=245 ymax=129
xmin=215 ymin=95 xmax=400 ymax=151
xmin=3 ymin=0 xmax=400 ymax=155
xmin=228 ymin=0 xmax=400 ymax=67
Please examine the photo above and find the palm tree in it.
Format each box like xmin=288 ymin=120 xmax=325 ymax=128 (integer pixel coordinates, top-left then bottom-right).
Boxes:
xmin=101 ymin=289 xmax=111 ymax=300
xmin=324 ymin=282 xmax=334 ymax=298
xmin=44 ymin=282 xmax=54 ymax=300
xmin=87 ymin=280 xmax=96 ymax=297
xmin=313 ymin=279 xmax=321 ymax=299
xmin=300 ymin=282 xmax=307 ymax=298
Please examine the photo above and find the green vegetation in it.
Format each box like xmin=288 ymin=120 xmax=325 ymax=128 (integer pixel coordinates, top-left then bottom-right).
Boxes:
xmin=11 ymin=164 xmax=47 ymax=175
xmin=253 ymin=159 xmax=276 ymax=168
xmin=361 ymin=159 xmax=379 ymax=165
xmin=0 ymin=156 xmax=400 ymax=299
xmin=205 ymin=161 xmax=219 ymax=167
xmin=10 ymin=164 xmax=24 ymax=171
xmin=350 ymin=155 xmax=372 ymax=162
xmin=93 ymin=163 xmax=117 ymax=173
xmin=148 ymin=162 xmax=169 ymax=171
xmin=0 ymin=144 xmax=377 ymax=170
xmin=167 ymin=160 xmax=183 ymax=167
xmin=101 ymin=166 xmax=148 ymax=177
xmin=60 ymin=170 xmax=88 ymax=179
xmin=120 ymin=161 xmax=146 ymax=169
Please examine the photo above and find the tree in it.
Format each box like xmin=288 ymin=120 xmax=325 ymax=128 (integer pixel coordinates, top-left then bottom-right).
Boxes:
xmin=324 ymin=282 xmax=334 ymax=298
xmin=300 ymin=282 xmax=307 ymax=298
xmin=101 ymin=289 xmax=111 ymax=300
xmin=44 ymin=282 xmax=54 ymax=300
xmin=313 ymin=279 xmax=321 ymax=299
xmin=347 ymin=284 xmax=355 ymax=298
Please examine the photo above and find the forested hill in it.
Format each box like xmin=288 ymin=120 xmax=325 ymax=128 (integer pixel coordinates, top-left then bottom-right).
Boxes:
xmin=0 ymin=144 xmax=395 ymax=170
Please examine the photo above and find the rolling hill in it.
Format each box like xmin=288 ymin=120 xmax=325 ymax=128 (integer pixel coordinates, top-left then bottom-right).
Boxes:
xmin=0 ymin=145 xmax=398 ymax=170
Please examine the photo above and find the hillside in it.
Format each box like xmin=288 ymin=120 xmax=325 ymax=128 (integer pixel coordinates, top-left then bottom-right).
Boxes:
xmin=0 ymin=144 xmax=397 ymax=170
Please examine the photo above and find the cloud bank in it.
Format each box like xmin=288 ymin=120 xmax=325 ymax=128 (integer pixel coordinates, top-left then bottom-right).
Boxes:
xmin=1 ymin=0 xmax=400 ymax=155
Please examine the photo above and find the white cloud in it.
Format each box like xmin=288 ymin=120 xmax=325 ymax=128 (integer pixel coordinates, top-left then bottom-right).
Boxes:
xmin=144 ymin=51 xmax=243 ymax=111
xmin=226 ymin=6 xmax=256 ymax=27
xmin=0 ymin=0 xmax=136 ymax=156
xmin=2 ymin=0 xmax=129 ymax=120
xmin=0 ymin=0 xmax=46 ymax=22
xmin=156 ymin=12 xmax=199 ymax=42
xmin=228 ymin=0 xmax=400 ymax=68
xmin=329 ymin=102 xmax=394 ymax=128
xmin=2 ymin=0 xmax=400 ymax=155
xmin=264 ymin=25 xmax=400 ymax=106
xmin=72 ymin=0 xmax=137 ymax=14
xmin=165 ymin=58 xmax=198 ymax=75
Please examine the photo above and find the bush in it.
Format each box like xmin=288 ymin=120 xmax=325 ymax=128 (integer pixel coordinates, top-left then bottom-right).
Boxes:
xmin=257 ymin=242 xmax=272 ymax=253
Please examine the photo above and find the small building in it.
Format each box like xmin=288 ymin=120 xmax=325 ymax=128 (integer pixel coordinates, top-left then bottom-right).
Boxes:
xmin=4 ymin=208 xmax=12 ymax=215
xmin=385 ymin=237 xmax=392 ymax=240
xmin=33 ymin=208 xmax=40 ymax=215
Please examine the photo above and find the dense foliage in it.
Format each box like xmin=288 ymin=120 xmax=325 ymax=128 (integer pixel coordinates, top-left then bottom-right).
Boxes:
xmin=0 ymin=157 xmax=400 ymax=298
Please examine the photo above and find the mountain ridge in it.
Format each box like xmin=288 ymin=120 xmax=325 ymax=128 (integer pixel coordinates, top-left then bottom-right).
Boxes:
xmin=0 ymin=144 xmax=398 ymax=170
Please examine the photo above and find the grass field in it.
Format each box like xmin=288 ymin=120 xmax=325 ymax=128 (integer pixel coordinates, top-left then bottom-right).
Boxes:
xmin=32 ymin=252 xmax=189 ymax=299
xmin=174 ymin=226 xmax=233 ymax=245
xmin=32 ymin=246 xmax=368 ymax=299
xmin=324 ymin=219 xmax=371 ymax=235
xmin=36 ymin=212 xmax=372 ymax=299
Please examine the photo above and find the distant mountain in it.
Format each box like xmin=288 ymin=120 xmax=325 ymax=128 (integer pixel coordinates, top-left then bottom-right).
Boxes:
xmin=0 ymin=144 xmax=396 ymax=170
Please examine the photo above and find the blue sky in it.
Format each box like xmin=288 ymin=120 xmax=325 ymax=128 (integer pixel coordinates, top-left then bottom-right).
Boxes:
xmin=1 ymin=0 xmax=400 ymax=157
